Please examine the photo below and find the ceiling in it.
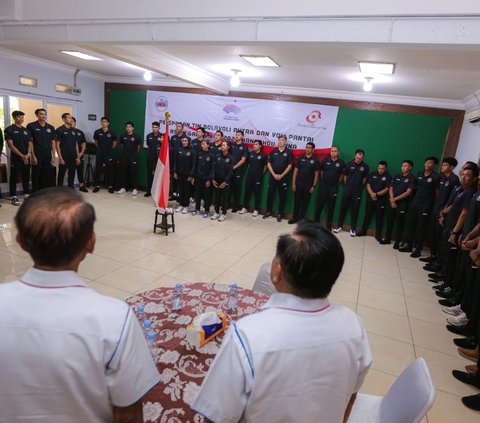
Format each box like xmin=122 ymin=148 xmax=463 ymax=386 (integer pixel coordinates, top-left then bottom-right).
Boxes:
xmin=4 ymin=41 xmax=480 ymax=105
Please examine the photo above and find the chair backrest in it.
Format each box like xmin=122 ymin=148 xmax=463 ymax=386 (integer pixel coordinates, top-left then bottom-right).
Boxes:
xmin=379 ymin=357 xmax=435 ymax=423
xmin=252 ymin=263 xmax=277 ymax=297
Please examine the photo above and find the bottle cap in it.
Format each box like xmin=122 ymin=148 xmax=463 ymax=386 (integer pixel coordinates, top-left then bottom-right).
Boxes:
xmin=175 ymin=283 xmax=183 ymax=289
xmin=143 ymin=319 xmax=152 ymax=328
xmin=147 ymin=331 xmax=156 ymax=341
xmin=136 ymin=304 xmax=145 ymax=313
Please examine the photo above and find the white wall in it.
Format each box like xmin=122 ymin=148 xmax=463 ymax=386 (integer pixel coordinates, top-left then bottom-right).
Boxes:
xmin=0 ymin=50 xmax=105 ymax=140
xmin=456 ymin=119 xmax=480 ymax=166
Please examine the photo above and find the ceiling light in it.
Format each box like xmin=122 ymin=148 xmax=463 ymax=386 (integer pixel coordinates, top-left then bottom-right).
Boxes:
xmin=240 ymin=55 xmax=280 ymax=67
xmin=358 ymin=61 xmax=395 ymax=75
xmin=60 ymin=50 xmax=102 ymax=61
xmin=363 ymin=77 xmax=373 ymax=92
xmin=230 ymin=69 xmax=241 ymax=88
xmin=144 ymin=70 xmax=153 ymax=81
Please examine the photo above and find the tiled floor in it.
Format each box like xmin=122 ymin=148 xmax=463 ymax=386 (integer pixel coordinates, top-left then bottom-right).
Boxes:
xmin=1 ymin=190 xmax=479 ymax=422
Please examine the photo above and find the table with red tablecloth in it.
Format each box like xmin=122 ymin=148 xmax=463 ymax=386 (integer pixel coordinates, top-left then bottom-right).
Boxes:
xmin=126 ymin=282 xmax=269 ymax=423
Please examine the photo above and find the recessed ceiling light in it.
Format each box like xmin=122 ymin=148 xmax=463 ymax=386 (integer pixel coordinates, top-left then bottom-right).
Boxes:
xmin=60 ymin=50 xmax=103 ymax=61
xmin=240 ymin=55 xmax=280 ymax=67
xmin=358 ymin=61 xmax=395 ymax=75
xmin=143 ymin=71 xmax=153 ymax=81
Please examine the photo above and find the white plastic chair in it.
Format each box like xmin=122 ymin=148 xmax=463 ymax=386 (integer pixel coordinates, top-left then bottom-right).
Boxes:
xmin=252 ymin=262 xmax=277 ymax=297
xmin=348 ymin=358 xmax=435 ymax=423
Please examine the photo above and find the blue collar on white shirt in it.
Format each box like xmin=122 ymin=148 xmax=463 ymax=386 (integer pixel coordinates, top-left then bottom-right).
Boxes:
xmin=19 ymin=267 xmax=88 ymax=289
xmin=262 ymin=293 xmax=331 ymax=313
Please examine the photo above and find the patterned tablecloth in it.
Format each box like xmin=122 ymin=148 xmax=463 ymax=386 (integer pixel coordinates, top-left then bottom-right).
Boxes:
xmin=126 ymin=283 xmax=269 ymax=423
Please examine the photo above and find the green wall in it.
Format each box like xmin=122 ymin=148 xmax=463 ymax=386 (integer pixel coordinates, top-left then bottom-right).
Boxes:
xmin=107 ymin=87 xmax=452 ymax=229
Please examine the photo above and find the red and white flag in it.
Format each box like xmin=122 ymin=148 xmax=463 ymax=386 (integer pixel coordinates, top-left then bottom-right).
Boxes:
xmin=151 ymin=123 xmax=170 ymax=210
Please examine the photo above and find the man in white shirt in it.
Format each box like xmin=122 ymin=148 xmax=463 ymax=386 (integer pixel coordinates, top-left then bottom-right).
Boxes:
xmin=0 ymin=187 xmax=160 ymax=423
xmin=192 ymin=221 xmax=372 ymax=423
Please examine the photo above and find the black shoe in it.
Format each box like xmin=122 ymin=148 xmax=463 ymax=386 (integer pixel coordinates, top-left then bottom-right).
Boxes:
xmin=393 ymin=242 xmax=400 ymax=250
xmin=447 ymin=324 xmax=474 ymax=336
xmin=439 ymin=298 xmax=457 ymax=307
xmin=93 ymin=186 xmax=100 ymax=193
xmin=462 ymin=393 xmax=480 ymax=411
xmin=288 ymin=218 xmax=298 ymax=225
xmin=277 ymin=214 xmax=282 ymax=222
xmin=169 ymin=195 xmax=176 ymax=201
xmin=424 ymin=263 xmax=441 ymax=272
xmin=436 ymin=287 xmax=453 ymax=298
xmin=79 ymin=186 xmax=88 ymax=193
xmin=231 ymin=208 xmax=238 ymax=213
xmin=410 ymin=250 xmax=421 ymax=258
xmin=428 ymin=272 xmax=443 ymax=280
xmin=380 ymin=239 xmax=391 ymax=245
xmin=108 ymin=187 xmax=114 ymax=194
xmin=263 ymin=213 xmax=272 ymax=220
xmin=144 ymin=192 xmax=151 ymax=197
xmin=375 ymin=235 xmax=382 ymax=243
xmin=454 ymin=337 xmax=478 ymax=349
xmin=452 ymin=370 xmax=480 ymax=389
xmin=399 ymin=245 xmax=413 ymax=252
xmin=420 ymin=256 xmax=436 ymax=263
xmin=432 ymin=282 xmax=446 ymax=291
xmin=356 ymin=231 xmax=367 ymax=237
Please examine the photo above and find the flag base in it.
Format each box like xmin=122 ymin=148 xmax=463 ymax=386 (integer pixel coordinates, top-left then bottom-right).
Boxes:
xmin=153 ymin=209 xmax=175 ymax=236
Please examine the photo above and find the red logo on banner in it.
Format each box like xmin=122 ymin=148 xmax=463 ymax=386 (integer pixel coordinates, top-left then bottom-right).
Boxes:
xmin=306 ymin=110 xmax=322 ymax=123
xmin=155 ymin=96 xmax=168 ymax=112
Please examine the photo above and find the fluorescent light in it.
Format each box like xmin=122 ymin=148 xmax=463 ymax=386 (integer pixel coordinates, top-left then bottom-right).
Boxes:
xmin=60 ymin=50 xmax=103 ymax=61
xmin=358 ymin=61 xmax=395 ymax=75
xmin=240 ymin=55 xmax=279 ymax=67
xmin=143 ymin=70 xmax=153 ymax=81
xmin=56 ymin=83 xmax=71 ymax=93
xmin=19 ymin=75 xmax=37 ymax=87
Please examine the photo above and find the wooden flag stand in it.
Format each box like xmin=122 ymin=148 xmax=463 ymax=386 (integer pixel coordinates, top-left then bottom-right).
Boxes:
xmin=153 ymin=209 xmax=175 ymax=236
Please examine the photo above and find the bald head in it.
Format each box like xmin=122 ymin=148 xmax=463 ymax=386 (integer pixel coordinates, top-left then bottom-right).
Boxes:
xmin=15 ymin=187 xmax=96 ymax=267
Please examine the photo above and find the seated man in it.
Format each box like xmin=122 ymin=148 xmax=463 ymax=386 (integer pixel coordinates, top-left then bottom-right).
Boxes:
xmin=192 ymin=221 xmax=372 ymax=423
xmin=0 ymin=187 xmax=160 ymax=423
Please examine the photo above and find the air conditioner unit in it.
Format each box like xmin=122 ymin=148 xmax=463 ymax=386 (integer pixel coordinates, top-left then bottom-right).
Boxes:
xmin=466 ymin=108 xmax=480 ymax=125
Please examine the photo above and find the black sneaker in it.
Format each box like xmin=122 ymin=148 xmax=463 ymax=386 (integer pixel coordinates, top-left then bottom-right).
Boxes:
xmin=393 ymin=242 xmax=400 ymax=250
xmin=439 ymin=298 xmax=459 ymax=307
xmin=277 ymin=214 xmax=283 ymax=222
xmin=380 ymin=239 xmax=391 ymax=245
xmin=11 ymin=197 xmax=20 ymax=206
xmin=79 ymin=186 xmax=88 ymax=193
xmin=144 ymin=192 xmax=151 ymax=197
xmin=108 ymin=187 xmax=114 ymax=194
xmin=93 ymin=186 xmax=100 ymax=193
xmin=356 ymin=231 xmax=367 ymax=237
xmin=454 ymin=337 xmax=478 ymax=349
xmin=231 ymin=208 xmax=238 ymax=213
xmin=288 ymin=218 xmax=298 ymax=225
xmin=263 ymin=213 xmax=272 ymax=220
xmin=447 ymin=324 xmax=474 ymax=336
xmin=399 ymin=245 xmax=413 ymax=253
xmin=420 ymin=256 xmax=436 ymax=263
xmin=410 ymin=250 xmax=421 ymax=258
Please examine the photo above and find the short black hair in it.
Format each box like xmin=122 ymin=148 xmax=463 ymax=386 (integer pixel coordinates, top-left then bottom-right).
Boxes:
xmin=125 ymin=121 xmax=134 ymax=127
xmin=306 ymin=142 xmax=316 ymax=149
xmin=278 ymin=134 xmax=287 ymax=141
xmin=176 ymin=122 xmax=184 ymax=127
xmin=72 ymin=117 xmax=77 ymax=123
xmin=254 ymin=140 xmax=263 ymax=146
xmin=276 ymin=221 xmax=345 ymax=299
xmin=15 ymin=187 xmax=96 ymax=267
xmin=403 ymin=160 xmax=414 ymax=167
xmin=464 ymin=163 xmax=480 ymax=178
xmin=61 ymin=112 xmax=71 ymax=120
xmin=331 ymin=145 xmax=339 ymax=150
xmin=378 ymin=160 xmax=388 ymax=167
xmin=101 ymin=116 xmax=110 ymax=122
xmin=152 ymin=121 xmax=160 ymax=127
xmin=35 ymin=108 xmax=46 ymax=116
xmin=197 ymin=127 xmax=206 ymax=134
xmin=236 ymin=130 xmax=244 ymax=136
xmin=216 ymin=130 xmax=224 ymax=137
xmin=425 ymin=156 xmax=439 ymax=164
xmin=442 ymin=157 xmax=458 ymax=168
xmin=355 ymin=149 xmax=365 ymax=155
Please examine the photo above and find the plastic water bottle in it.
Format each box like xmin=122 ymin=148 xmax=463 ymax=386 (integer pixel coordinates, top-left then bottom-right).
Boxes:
xmin=146 ymin=330 xmax=158 ymax=361
xmin=143 ymin=319 xmax=152 ymax=335
xmin=172 ymin=283 xmax=184 ymax=311
xmin=136 ymin=304 xmax=145 ymax=325
xmin=228 ymin=283 xmax=239 ymax=310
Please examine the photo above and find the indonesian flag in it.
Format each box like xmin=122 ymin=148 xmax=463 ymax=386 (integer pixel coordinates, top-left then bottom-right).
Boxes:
xmin=151 ymin=123 xmax=170 ymax=210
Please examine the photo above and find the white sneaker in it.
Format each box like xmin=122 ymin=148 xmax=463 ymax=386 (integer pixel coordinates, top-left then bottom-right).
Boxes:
xmin=447 ymin=312 xmax=469 ymax=326
xmin=333 ymin=227 xmax=342 ymax=233
xmin=116 ymin=188 xmax=126 ymax=194
xmin=349 ymin=229 xmax=356 ymax=237
xmin=239 ymin=208 xmax=247 ymax=215
xmin=24 ymin=194 xmax=30 ymax=199
xmin=132 ymin=189 xmax=138 ymax=196
xmin=211 ymin=213 xmax=220 ymax=220
xmin=252 ymin=210 xmax=259 ymax=217
xmin=218 ymin=214 xmax=226 ymax=222
xmin=181 ymin=207 xmax=188 ymax=214
xmin=442 ymin=304 xmax=463 ymax=316
xmin=190 ymin=197 xmax=195 ymax=204
xmin=175 ymin=206 xmax=183 ymax=213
